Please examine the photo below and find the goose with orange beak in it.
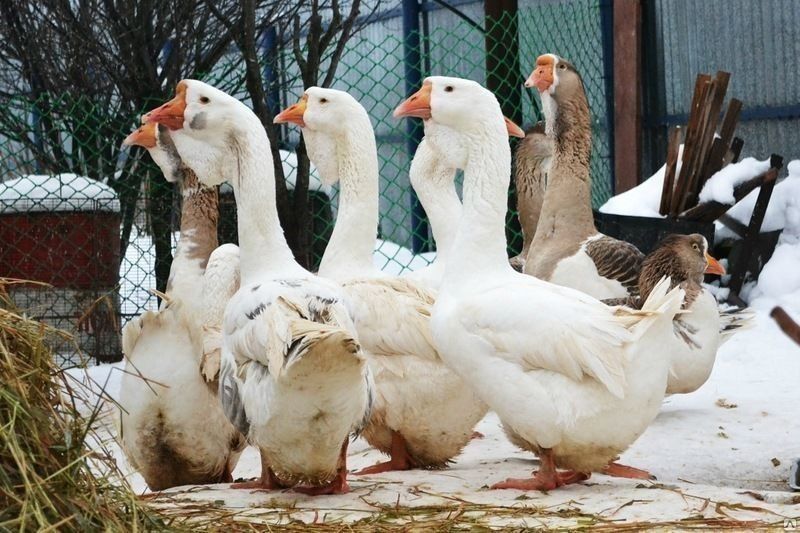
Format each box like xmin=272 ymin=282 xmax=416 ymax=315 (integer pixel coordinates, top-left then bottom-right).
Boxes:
xmin=521 ymin=53 xmax=646 ymax=302
xmin=148 ymin=80 xmax=373 ymax=496
xmin=627 ymin=234 xmax=753 ymax=395
xmin=275 ymin=87 xmax=488 ymax=475
xmin=118 ymin=121 xmax=245 ymax=491
xmin=392 ymin=79 xmax=532 ymax=280
xmin=396 ymin=75 xmax=685 ymax=492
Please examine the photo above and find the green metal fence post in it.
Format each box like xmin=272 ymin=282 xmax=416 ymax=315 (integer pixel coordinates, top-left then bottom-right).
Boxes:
xmin=402 ymin=0 xmax=430 ymax=254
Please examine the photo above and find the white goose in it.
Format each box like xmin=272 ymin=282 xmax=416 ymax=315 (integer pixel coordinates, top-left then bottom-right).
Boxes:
xmin=405 ymin=116 xmax=524 ymax=289
xmin=274 ymin=88 xmax=487 ymax=474
xmin=147 ymin=80 xmax=372 ymax=495
xmin=395 ymin=76 xmax=683 ymax=491
xmin=118 ymin=122 xmax=244 ymax=490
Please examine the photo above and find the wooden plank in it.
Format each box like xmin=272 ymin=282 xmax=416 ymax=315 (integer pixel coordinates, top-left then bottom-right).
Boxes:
xmin=659 ymin=126 xmax=682 ymax=215
xmin=681 ymin=170 xmax=770 ymax=222
xmin=725 ymin=137 xmax=744 ymax=165
xmin=717 ymin=214 xmax=748 ymax=239
xmin=771 ymin=307 xmax=800 ymax=346
xmin=719 ymin=98 xmax=743 ymax=143
xmin=678 ymin=78 xmax=717 ymax=211
xmin=727 ymin=166 xmax=779 ymax=299
xmin=701 ymin=98 xmax=743 ymax=183
xmin=683 ymin=155 xmax=783 ymax=223
xmin=683 ymin=71 xmax=730 ymax=209
xmin=613 ymin=0 xmax=642 ymax=194
xmin=669 ymin=74 xmax=711 ymax=215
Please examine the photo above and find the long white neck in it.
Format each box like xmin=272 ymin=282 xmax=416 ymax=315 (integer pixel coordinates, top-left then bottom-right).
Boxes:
xmin=409 ymin=138 xmax=460 ymax=263
xmin=317 ymin=124 xmax=380 ymax=280
xmin=226 ymin=123 xmax=305 ymax=284
xmin=442 ymin=124 xmax=512 ymax=289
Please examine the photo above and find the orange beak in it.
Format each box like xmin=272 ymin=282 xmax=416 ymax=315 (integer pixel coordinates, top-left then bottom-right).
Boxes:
xmin=123 ymin=123 xmax=157 ymax=148
xmin=147 ymin=81 xmax=188 ymax=131
xmin=274 ymin=95 xmax=308 ymax=127
xmin=525 ymin=54 xmax=555 ymax=92
xmin=393 ymin=82 xmax=432 ymax=120
xmin=705 ymin=253 xmax=726 ymax=276
xmin=504 ymin=117 xmax=525 ymax=138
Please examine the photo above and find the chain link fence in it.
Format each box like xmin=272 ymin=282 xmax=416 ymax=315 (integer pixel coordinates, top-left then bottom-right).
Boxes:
xmin=0 ymin=0 xmax=613 ymax=366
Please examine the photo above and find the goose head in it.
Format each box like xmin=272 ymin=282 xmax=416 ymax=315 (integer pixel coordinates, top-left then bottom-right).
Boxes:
xmin=642 ymin=234 xmax=726 ymax=293
xmin=395 ymin=76 xmax=523 ymax=169
xmin=525 ymin=54 xmax=588 ymax=137
xmin=274 ymin=87 xmax=372 ymax=186
xmin=123 ymin=122 xmax=183 ymax=183
xmin=147 ymin=80 xmax=265 ymax=187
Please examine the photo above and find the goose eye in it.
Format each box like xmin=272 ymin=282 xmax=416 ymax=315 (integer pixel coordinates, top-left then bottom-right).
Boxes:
xmin=320 ymin=98 xmax=328 ymax=104
xmin=444 ymin=86 xmax=454 ymax=93
xmin=559 ymin=64 xmax=567 ymax=70
xmin=199 ymin=96 xmax=210 ymax=104
xmin=692 ymin=243 xmax=700 ymax=251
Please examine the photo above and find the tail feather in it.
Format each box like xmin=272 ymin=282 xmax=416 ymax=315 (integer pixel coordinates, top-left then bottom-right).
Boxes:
xmin=281 ymin=317 xmax=363 ymax=376
xmin=719 ymin=306 xmax=756 ymax=344
xmin=624 ymin=277 xmax=685 ymax=341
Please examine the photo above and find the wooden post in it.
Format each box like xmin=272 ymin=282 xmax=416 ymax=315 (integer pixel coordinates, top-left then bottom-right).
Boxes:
xmin=727 ymin=156 xmax=783 ymax=300
xmin=613 ymin=0 xmax=642 ymax=193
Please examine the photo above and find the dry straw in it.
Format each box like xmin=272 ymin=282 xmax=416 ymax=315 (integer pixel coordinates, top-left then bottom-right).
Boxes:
xmin=0 ymin=278 xmax=168 ymax=532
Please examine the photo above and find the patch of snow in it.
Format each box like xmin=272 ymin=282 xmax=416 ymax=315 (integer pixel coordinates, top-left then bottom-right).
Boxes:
xmin=599 ymin=146 xmax=684 ymax=218
xmin=698 ymin=157 xmax=770 ymax=205
xmin=716 ymin=159 xmax=800 ymax=241
xmin=119 ymin=228 xmax=159 ymax=318
xmin=219 ymin=149 xmax=330 ymax=197
xmin=747 ymin=193 xmax=800 ymax=312
xmin=373 ymin=238 xmax=434 ymax=275
xmin=0 ymin=173 xmax=120 ymax=213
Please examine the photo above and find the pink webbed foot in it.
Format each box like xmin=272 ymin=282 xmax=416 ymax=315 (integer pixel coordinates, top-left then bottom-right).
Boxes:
xmin=491 ymin=449 xmax=589 ymax=491
xmin=602 ymin=462 xmax=655 ymax=480
xmin=355 ymin=430 xmax=415 ymax=475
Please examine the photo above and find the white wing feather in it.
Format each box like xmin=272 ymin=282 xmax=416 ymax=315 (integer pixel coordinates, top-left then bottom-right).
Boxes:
xmin=341 ymin=277 xmax=439 ymax=362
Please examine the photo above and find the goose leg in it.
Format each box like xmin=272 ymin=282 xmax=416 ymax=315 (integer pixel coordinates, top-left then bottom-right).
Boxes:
xmin=355 ymin=430 xmax=414 ymax=475
xmin=231 ymin=451 xmax=287 ymax=490
xmin=491 ymin=449 xmax=586 ymax=491
xmin=602 ymin=462 xmax=655 ymax=480
xmin=294 ymin=439 xmax=351 ymax=495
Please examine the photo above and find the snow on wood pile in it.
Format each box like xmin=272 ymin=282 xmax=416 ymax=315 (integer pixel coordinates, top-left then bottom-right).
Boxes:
xmin=699 ymin=157 xmax=771 ymax=205
xmin=716 ymin=160 xmax=800 ymax=240
xmin=0 ymin=173 xmax=120 ymax=213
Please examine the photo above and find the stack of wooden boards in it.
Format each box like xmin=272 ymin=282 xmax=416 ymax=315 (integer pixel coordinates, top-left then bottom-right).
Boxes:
xmin=658 ymin=70 xmax=783 ymax=222
xmin=655 ymin=71 xmax=784 ymax=303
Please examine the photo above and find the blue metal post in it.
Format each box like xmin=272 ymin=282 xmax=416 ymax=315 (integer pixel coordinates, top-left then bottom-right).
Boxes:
xmin=261 ymin=27 xmax=280 ymax=117
xmin=402 ymin=0 xmax=429 ymax=254
xmin=599 ymin=0 xmax=616 ymax=194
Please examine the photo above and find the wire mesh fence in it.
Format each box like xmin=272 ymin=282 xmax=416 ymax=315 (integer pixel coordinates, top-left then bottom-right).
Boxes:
xmin=0 ymin=0 xmax=613 ymax=366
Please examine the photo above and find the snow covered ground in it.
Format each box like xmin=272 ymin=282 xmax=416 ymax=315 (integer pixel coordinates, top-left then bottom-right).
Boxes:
xmin=71 ymin=295 xmax=800 ymax=527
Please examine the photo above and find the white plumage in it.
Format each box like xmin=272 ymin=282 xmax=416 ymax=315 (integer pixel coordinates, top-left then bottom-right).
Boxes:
xmin=278 ymin=87 xmax=486 ymax=472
